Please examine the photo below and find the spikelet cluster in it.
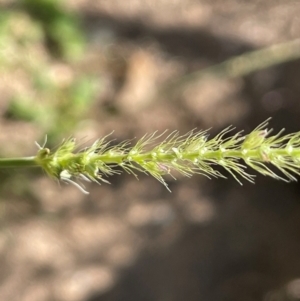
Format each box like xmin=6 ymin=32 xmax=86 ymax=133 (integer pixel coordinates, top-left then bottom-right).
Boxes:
xmin=34 ymin=119 xmax=300 ymax=194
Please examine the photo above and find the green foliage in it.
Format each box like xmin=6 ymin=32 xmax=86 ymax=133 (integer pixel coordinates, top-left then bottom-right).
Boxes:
xmin=8 ymin=76 xmax=97 ymax=141
xmin=0 ymin=5 xmax=97 ymax=144
xmin=21 ymin=0 xmax=85 ymax=60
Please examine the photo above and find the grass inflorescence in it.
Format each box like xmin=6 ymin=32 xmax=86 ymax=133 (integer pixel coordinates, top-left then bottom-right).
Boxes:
xmin=31 ymin=119 xmax=300 ymax=194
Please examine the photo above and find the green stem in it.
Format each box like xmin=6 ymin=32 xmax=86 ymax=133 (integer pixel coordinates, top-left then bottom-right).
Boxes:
xmin=95 ymin=147 xmax=300 ymax=165
xmin=1 ymin=147 xmax=299 ymax=171
xmin=163 ymin=38 xmax=300 ymax=93
xmin=0 ymin=156 xmax=38 ymax=168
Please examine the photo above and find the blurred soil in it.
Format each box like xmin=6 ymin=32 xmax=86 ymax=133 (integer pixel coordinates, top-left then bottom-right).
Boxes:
xmin=1 ymin=0 xmax=300 ymax=301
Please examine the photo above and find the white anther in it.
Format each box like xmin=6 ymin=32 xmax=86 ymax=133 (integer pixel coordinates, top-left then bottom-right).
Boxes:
xmin=172 ymin=147 xmax=182 ymax=159
xmin=60 ymin=170 xmax=89 ymax=195
xmin=199 ymin=147 xmax=207 ymax=155
xmin=242 ymin=149 xmax=248 ymax=155
xmin=287 ymin=145 xmax=293 ymax=155
xmin=152 ymin=152 xmax=157 ymax=158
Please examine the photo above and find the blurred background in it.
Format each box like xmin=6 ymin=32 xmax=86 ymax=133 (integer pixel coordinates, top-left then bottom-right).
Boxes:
xmin=1 ymin=0 xmax=300 ymax=300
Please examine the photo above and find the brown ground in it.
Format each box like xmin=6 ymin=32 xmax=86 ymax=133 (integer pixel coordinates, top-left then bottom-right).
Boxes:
xmin=1 ymin=1 xmax=300 ymax=301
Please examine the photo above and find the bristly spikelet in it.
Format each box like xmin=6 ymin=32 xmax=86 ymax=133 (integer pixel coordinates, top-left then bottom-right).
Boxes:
xmin=34 ymin=119 xmax=300 ymax=193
